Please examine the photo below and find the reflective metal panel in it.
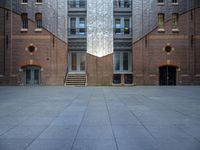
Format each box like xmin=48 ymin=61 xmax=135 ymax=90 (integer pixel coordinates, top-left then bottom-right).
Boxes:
xmin=87 ymin=0 xmax=113 ymax=57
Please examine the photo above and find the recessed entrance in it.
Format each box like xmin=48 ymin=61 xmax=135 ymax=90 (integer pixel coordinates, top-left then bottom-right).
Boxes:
xmin=159 ymin=65 xmax=177 ymax=85
xmin=23 ymin=66 xmax=41 ymax=85
xmin=69 ymin=51 xmax=86 ymax=73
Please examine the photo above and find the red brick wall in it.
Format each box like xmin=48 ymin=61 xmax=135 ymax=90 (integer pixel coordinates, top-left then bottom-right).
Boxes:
xmin=133 ymin=8 xmax=200 ymax=85
xmin=0 ymin=8 xmax=68 ymax=85
xmin=87 ymin=53 xmax=113 ymax=86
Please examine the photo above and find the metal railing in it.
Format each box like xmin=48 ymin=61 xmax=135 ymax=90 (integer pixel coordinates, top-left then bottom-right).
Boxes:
xmin=68 ymin=28 xmax=87 ymax=36
xmin=114 ymin=28 xmax=132 ymax=35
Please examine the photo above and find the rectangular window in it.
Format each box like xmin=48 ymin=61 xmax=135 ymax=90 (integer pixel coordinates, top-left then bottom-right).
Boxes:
xmin=115 ymin=18 xmax=131 ymax=35
xmin=158 ymin=13 xmax=164 ymax=29
xmin=21 ymin=13 xmax=28 ymax=29
xmin=114 ymin=0 xmax=131 ymax=8
xmin=69 ymin=17 xmax=86 ymax=35
xmin=22 ymin=0 xmax=28 ymax=4
xmin=114 ymin=51 xmax=131 ymax=72
xmin=69 ymin=0 xmax=85 ymax=8
xmin=158 ymin=0 xmax=164 ymax=3
xmin=35 ymin=13 xmax=42 ymax=28
xmin=123 ymin=52 xmax=129 ymax=71
xmin=114 ymin=52 xmax=120 ymax=71
xmin=172 ymin=0 xmax=177 ymax=3
xmin=172 ymin=13 xmax=178 ymax=29
xmin=36 ymin=0 xmax=42 ymax=3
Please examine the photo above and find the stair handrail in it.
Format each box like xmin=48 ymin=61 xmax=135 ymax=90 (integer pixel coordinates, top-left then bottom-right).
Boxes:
xmin=64 ymin=66 xmax=68 ymax=86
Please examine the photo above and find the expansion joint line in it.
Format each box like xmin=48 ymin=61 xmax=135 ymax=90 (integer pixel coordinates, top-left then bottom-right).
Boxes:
xmin=23 ymin=94 xmax=80 ymax=150
xmin=103 ymin=88 xmax=119 ymax=150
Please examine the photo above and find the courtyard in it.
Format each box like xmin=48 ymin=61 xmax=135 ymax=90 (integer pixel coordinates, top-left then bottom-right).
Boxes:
xmin=0 ymin=86 xmax=200 ymax=150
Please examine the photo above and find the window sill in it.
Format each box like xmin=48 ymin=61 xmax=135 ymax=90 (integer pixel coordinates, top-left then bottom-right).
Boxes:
xmin=157 ymin=28 xmax=165 ymax=32
xmin=20 ymin=28 xmax=28 ymax=32
xmin=172 ymin=3 xmax=179 ymax=6
xmin=172 ymin=28 xmax=180 ymax=32
xmin=35 ymin=28 xmax=42 ymax=32
xmin=35 ymin=2 xmax=42 ymax=5
xmin=21 ymin=3 xmax=28 ymax=5
xmin=157 ymin=3 xmax=165 ymax=6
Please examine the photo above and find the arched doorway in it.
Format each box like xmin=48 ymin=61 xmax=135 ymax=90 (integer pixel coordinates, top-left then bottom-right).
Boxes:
xmin=159 ymin=65 xmax=177 ymax=86
xmin=22 ymin=65 xmax=41 ymax=85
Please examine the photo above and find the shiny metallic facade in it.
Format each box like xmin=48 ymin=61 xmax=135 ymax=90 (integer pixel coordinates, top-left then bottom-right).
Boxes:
xmin=87 ymin=0 xmax=113 ymax=57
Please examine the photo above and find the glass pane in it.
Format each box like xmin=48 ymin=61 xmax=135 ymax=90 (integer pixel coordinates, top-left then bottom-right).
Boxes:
xmin=113 ymin=74 xmax=121 ymax=84
xmin=123 ymin=52 xmax=129 ymax=71
xmin=70 ymin=18 xmax=76 ymax=34
xmin=71 ymin=53 xmax=77 ymax=71
xmin=124 ymin=74 xmax=133 ymax=84
xmin=124 ymin=19 xmax=130 ymax=34
xmin=34 ymin=69 xmax=39 ymax=84
xmin=26 ymin=69 xmax=31 ymax=84
xmin=80 ymin=53 xmax=86 ymax=71
xmin=114 ymin=53 xmax=120 ymax=71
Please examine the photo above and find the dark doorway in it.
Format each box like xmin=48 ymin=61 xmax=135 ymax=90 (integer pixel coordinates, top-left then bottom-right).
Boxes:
xmin=159 ymin=66 xmax=177 ymax=86
xmin=23 ymin=66 xmax=41 ymax=85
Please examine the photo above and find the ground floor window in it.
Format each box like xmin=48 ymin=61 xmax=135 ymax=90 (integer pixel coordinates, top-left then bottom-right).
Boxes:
xmin=113 ymin=74 xmax=133 ymax=85
xmin=114 ymin=51 xmax=132 ymax=72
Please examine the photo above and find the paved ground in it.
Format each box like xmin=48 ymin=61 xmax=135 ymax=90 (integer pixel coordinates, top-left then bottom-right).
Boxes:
xmin=0 ymin=86 xmax=200 ymax=150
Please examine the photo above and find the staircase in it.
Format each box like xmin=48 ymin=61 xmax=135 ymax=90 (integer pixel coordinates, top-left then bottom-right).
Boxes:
xmin=65 ymin=74 xmax=86 ymax=86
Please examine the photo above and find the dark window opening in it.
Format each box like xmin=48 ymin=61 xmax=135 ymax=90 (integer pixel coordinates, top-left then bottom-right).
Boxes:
xmin=125 ymin=74 xmax=133 ymax=84
xmin=113 ymin=74 xmax=121 ymax=84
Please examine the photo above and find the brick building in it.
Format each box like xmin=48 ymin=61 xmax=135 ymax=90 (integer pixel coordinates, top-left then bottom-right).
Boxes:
xmin=0 ymin=0 xmax=199 ymax=86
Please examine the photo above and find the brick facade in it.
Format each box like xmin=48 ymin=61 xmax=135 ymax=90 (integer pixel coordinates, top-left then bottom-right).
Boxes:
xmin=0 ymin=8 xmax=67 ymax=85
xmin=133 ymin=8 xmax=200 ymax=85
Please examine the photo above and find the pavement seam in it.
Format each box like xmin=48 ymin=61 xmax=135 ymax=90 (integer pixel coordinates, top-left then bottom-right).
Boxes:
xmin=103 ymin=88 xmax=119 ymax=150
xmin=22 ymin=95 xmax=79 ymax=150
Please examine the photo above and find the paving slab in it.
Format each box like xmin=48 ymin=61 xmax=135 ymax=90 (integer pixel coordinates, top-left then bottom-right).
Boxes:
xmin=0 ymin=86 xmax=200 ymax=150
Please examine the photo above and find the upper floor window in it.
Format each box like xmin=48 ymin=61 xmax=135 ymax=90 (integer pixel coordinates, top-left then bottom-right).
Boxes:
xmin=21 ymin=0 xmax=28 ymax=4
xmin=172 ymin=13 xmax=179 ymax=31
xmin=172 ymin=0 xmax=178 ymax=3
xmin=158 ymin=13 xmax=165 ymax=30
xmin=69 ymin=0 xmax=86 ymax=8
xmin=21 ymin=13 xmax=28 ymax=29
xmin=114 ymin=17 xmax=131 ymax=35
xmin=157 ymin=0 xmax=164 ymax=5
xmin=69 ymin=17 xmax=86 ymax=35
xmin=114 ymin=0 xmax=131 ymax=8
xmin=35 ymin=13 xmax=42 ymax=29
xmin=158 ymin=0 xmax=164 ymax=3
xmin=36 ymin=0 xmax=42 ymax=4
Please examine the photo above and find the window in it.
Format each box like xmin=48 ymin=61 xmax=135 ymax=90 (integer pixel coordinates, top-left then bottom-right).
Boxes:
xmin=36 ymin=0 xmax=42 ymax=3
xmin=28 ymin=46 xmax=36 ymax=53
xmin=158 ymin=0 xmax=164 ymax=3
xmin=21 ymin=0 xmax=28 ymax=4
xmin=114 ymin=51 xmax=132 ymax=72
xmin=113 ymin=74 xmax=121 ymax=84
xmin=172 ymin=0 xmax=178 ymax=3
xmin=35 ymin=13 xmax=42 ymax=29
xmin=172 ymin=13 xmax=178 ymax=29
xmin=165 ymin=46 xmax=172 ymax=53
xmin=114 ymin=0 xmax=131 ymax=8
xmin=158 ymin=13 xmax=165 ymax=30
xmin=21 ymin=13 xmax=28 ymax=29
xmin=114 ymin=17 xmax=131 ymax=35
xmin=69 ymin=0 xmax=86 ymax=8
xmin=69 ymin=17 xmax=86 ymax=35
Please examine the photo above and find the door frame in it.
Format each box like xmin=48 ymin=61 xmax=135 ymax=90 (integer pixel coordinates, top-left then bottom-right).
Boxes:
xmin=159 ymin=65 xmax=178 ymax=86
xmin=68 ymin=51 xmax=86 ymax=73
xmin=22 ymin=65 xmax=41 ymax=85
